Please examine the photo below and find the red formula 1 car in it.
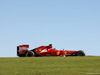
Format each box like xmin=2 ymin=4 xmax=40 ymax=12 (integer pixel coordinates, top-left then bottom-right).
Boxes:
xmin=17 ymin=44 xmax=85 ymax=57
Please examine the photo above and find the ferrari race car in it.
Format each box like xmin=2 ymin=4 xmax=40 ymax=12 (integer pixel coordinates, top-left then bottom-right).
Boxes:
xmin=17 ymin=44 xmax=85 ymax=57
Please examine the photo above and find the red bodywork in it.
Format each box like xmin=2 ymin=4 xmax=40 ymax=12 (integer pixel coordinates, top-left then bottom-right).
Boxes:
xmin=17 ymin=44 xmax=78 ymax=57
xmin=35 ymin=46 xmax=77 ymax=56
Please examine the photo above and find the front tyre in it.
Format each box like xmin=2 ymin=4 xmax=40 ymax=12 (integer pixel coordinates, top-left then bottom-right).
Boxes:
xmin=26 ymin=51 xmax=35 ymax=57
xmin=76 ymin=50 xmax=85 ymax=56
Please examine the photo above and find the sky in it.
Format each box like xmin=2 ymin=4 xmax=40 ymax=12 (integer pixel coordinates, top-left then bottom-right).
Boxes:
xmin=0 ymin=0 xmax=100 ymax=57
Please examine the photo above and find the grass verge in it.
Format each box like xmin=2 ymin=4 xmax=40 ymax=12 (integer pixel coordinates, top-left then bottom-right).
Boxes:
xmin=0 ymin=56 xmax=100 ymax=75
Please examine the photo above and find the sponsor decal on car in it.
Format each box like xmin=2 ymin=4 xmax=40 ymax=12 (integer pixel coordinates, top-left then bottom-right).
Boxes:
xmin=65 ymin=51 xmax=67 ymax=54
xmin=39 ymin=49 xmax=41 ymax=51
xmin=57 ymin=52 xmax=60 ymax=55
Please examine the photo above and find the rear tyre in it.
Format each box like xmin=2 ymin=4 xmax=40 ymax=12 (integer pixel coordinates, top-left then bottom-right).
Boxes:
xmin=26 ymin=51 xmax=35 ymax=57
xmin=76 ymin=50 xmax=85 ymax=56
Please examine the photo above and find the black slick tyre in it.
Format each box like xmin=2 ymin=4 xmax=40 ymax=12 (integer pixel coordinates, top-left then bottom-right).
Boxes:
xmin=26 ymin=51 xmax=35 ymax=57
xmin=76 ymin=50 xmax=85 ymax=56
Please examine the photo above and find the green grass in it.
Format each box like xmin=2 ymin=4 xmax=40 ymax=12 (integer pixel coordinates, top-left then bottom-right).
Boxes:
xmin=0 ymin=56 xmax=100 ymax=75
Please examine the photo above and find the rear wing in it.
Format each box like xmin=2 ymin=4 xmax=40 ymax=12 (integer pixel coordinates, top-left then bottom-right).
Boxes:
xmin=17 ymin=45 xmax=29 ymax=57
